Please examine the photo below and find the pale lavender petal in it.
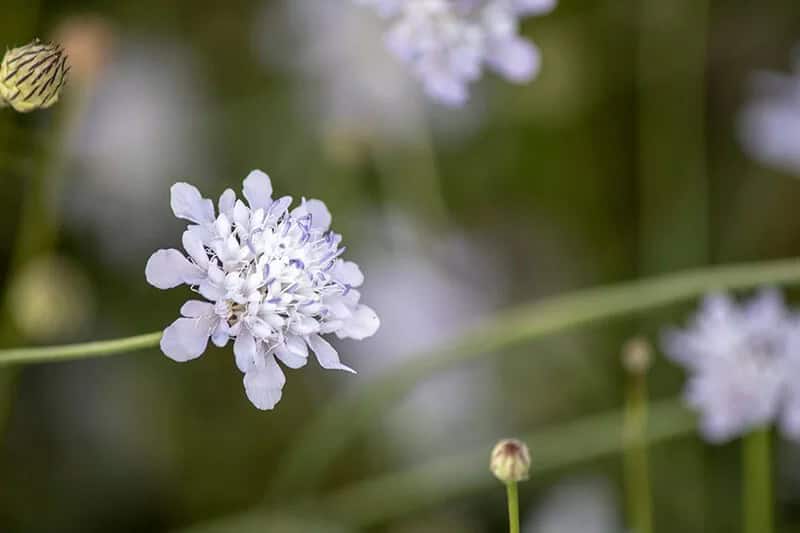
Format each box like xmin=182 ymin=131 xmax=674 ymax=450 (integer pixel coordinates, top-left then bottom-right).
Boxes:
xmin=160 ymin=316 xmax=213 ymax=362
xmin=234 ymin=329 xmax=257 ymax=373
xmin=292 ymin=199 xmax=332 ymax=229
xmin=307 ymin=334 xmax=356 ymax=374
xmin=243 ymin=170 xmax=273 ymax=212
xmin=337 ymin=305 xmax=381 ymax=340
xmin=332 ymin=260 xmax=364 ymax=287
xmin=243 ymin=355 xmax=286 ymax=410
xmin=487 ymin=37 xmax=541 ymax=83
xmin=170 ymin=182 xmax=214 ymax=224
xmin=145 ymin=249 xmax=203 ymax=289
xmin=180 ymin=300 xmax=214 ymax=318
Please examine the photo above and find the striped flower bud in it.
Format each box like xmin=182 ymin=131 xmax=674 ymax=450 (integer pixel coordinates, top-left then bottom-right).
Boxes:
xmin=0 ymin=39 xmax=70 ymax=112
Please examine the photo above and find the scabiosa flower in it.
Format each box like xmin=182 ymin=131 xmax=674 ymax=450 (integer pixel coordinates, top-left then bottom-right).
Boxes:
xmin=0 ymin=39 xmax=70 ymax=112
xmin=739 ymin=46 xmax=800 ymax=175
xmin=357 ymin=0 xmax=556 ymax=106
xmin=662 ymin=289 xmax=800 ymax=443
xmin=145 ymin=170 xmax=380 ymax=410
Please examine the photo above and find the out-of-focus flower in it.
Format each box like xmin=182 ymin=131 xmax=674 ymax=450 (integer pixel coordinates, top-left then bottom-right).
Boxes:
xmin=357 ymin=0 xmax=556 ymax=106
xmin=258 ymin=0 xmax=427 ymax=147
xmin=739 ymin=48 xmax=800 ymax=175
xmin=491 ymin=438 xmax=531 ymax=482
xmin=146 ymin=170 xmax=379 ymax=410
xmin=53 ymin=16 xmax=114 ymax=87
xmin=348 ymin=217 xmax=503 ymax=458
xmin=0 ymin=39 xmax=70 ymax=112
xmin=6 ymin=255 xmax=93 ymax=341
xmin=524 ymin=477 xmax=620 ymax=533
xmin=65 ymin=40 xmax=213 ymax=265
xmin=662 ymin=289 xmax=800 ymax=442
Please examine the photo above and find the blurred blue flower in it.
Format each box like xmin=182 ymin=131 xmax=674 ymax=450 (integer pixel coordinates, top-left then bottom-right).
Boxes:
xmin=358 ymin=0 xmax=556 ymax=106
xmin=663 ymin=289 xmax=800 ymax=442
xmin=739 ymin=47 xmax=800 ymax=175
xmin=145 ymin=170 xmax=379 ymax=410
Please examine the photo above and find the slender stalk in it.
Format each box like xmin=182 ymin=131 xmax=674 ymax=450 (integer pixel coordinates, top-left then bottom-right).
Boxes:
xmin=623 ymin=367 xmax=653 ymax=533
xmin=743 ymin=428 xmax=773 ymax=533
xmin=0 ymin=332 xmax=162 ymax=366
xmin=506 ymin=481 xmax=520 ymax=533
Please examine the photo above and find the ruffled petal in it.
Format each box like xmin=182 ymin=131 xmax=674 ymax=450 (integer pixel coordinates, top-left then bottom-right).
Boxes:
xmin=332 ymin=260 xmax=364 ymax=287
xmin=275 ymin=341 xmax=308 ymax=369
xmin=180 ymin=300 xmax=214 ymax=318
xmin=338 ymin=304 xmax=380 ymax=340
xmin=487 ymin=37 xmax=540 ymax=83
xmin=234 ymin=329 xmax=257 ymax=373
xmin=160 ymin=316 xmax=213 ymax=362
xmin=218 ymin=188 xmax=236 ymax=219
xmin=170 ymin=182 xmax=214 ymax=224
xmin=307 ymin=334 xmax=356 ymax=374
xmin=243 ymin=170 xmax=273 ymax=212
xmin=243 ymin=355 xmax=286 ymax=410
xmin=182 ymin=231 xmax=209 ymax=269
xmin=292 ymin=198 xmax=332 ymax=230
xmin=145 ymin=249 xmax=203 ymax=289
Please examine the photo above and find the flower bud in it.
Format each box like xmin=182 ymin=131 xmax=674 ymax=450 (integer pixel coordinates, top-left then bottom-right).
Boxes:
xmin=0 ymin=39 xmax=70 ymax=112
xmin=490 ymin=438 xmax=531 ymax=483
xmin=622 ymin=336 xmax=653 ymax=375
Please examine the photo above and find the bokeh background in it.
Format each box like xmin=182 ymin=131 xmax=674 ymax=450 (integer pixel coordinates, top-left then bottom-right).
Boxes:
xmin=1 ymin=0 xmax=800 ymax=532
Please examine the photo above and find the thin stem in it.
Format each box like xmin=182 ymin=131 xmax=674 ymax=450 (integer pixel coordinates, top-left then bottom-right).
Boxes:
xmin=743 ymin=428 xmax=773 ymax=533
xmin=506 ymin=481 xmax=520 ymax=533
xmin=623 ymin=370 xmax=653 ymax=533
xmin=0 ymin=332 xmax=162 ymax=366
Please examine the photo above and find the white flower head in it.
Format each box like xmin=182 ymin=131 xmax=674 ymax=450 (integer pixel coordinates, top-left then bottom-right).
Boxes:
xmin=358 ymin=0 xmax=555 ymax=106
xmin=145 ymin=170 xmax=380 ymax=410
xmin=662 ymin=289 xmax=800 ymax=442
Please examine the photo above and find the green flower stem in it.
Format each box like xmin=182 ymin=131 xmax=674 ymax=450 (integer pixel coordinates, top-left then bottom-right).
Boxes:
xmin=173 ymin=399 xmax=694 ymax=533
xmin=0 ymin=332 xmax=162 ymax=366
xmin=743 ymin=428 xmax=773 ymax=533
xmin=623 ymin=370 xmax=653 ymax=533
xmin=266 ymin=256 xmax=800 ymax=498
xmin=506 ymin=481 xmax=520 ymax=533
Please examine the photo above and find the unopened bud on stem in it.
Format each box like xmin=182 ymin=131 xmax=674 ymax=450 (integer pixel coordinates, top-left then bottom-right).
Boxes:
xmin=622 ymin=337 xmax=653 ymax=375
xmin=0 ymin=39 xmax=70 ymax=112
xmin=490 ymin=438 xmax=531 ymax=483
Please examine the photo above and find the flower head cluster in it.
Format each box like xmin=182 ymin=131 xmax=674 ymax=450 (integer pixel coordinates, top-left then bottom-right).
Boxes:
xmin=739 ymin=47 xmax=800 ymax=175
xmin=663 ymin=289 xmax=800 ymax=443
xmin=356 ymin=0 xmax=556 ymax=106
xmin=0 ymin=39 xmax=70 ymax=112
xmin=145 ymin=170 xmax=380 ymax=410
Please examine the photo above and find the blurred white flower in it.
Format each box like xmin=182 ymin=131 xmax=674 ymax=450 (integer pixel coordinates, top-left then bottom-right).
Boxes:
xmin=146 ymin=170 xmax=379 ymax=410
xmin=348 ymin=216 xmax=503 ymax=456
xmin=65 ymin=40 xmax=213 ymax=265
xmin=662 ymin=289 xmax=800 ymax=442
xmin=739 ymin=48 xmax=800 ymax=174
xmin=524 ymin=477 xmax=620 ymax=533
xmin=358 ymin=0 xmax=556 ymax=106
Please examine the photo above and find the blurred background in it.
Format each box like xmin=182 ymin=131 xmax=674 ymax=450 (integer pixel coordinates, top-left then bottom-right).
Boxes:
xmin=0 ymin=0 xmax=800 ymax=531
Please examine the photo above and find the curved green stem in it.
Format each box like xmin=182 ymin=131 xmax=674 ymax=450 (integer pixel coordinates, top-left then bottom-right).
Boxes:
xmin=0 ymin=332 xmax=161 ymax=366
xmin=266 ymin=256 xmax=800 ymax=498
